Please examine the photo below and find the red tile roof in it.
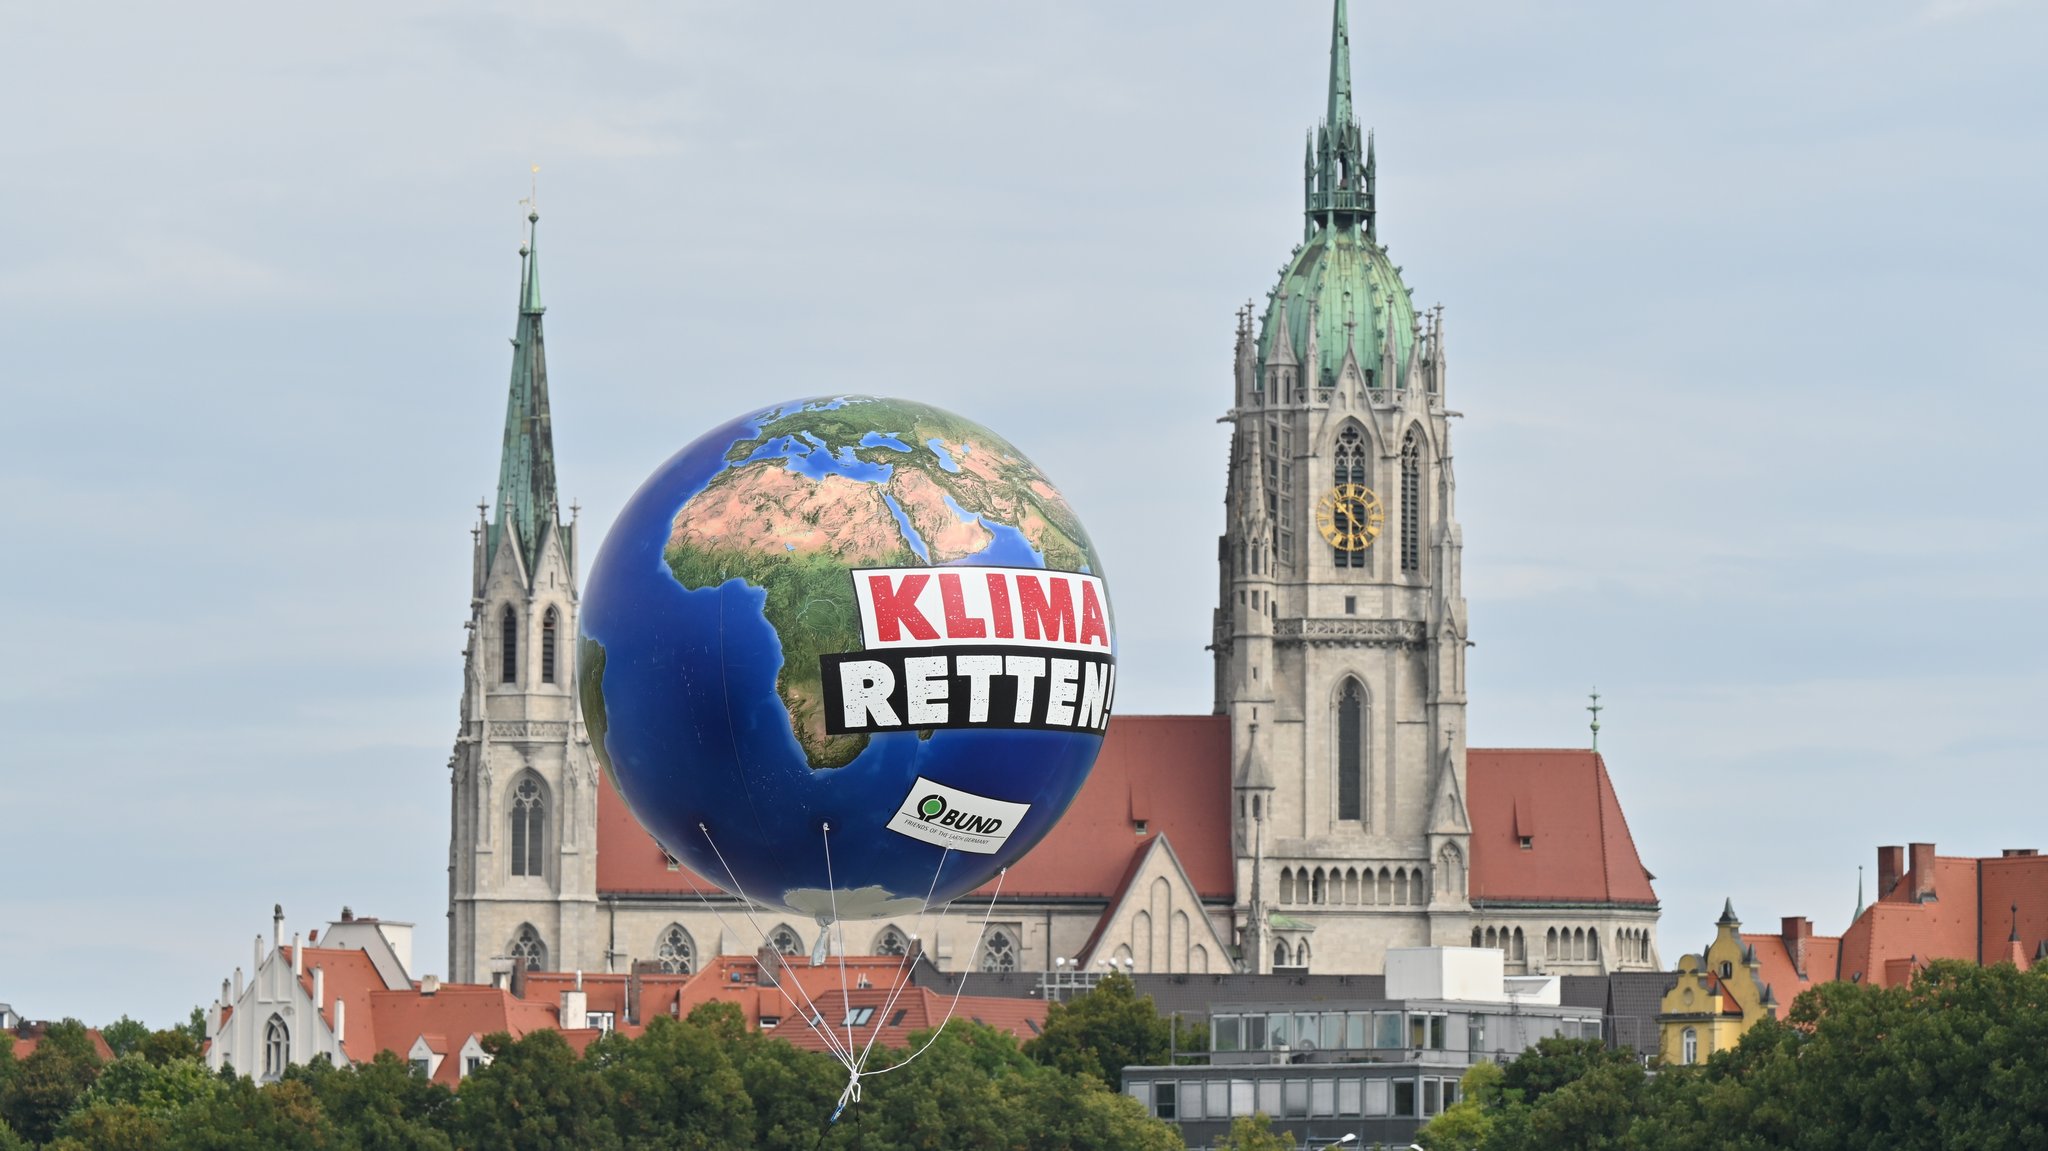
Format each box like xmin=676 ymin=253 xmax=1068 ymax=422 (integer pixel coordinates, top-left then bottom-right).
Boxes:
xmin=1742 ymin=932 xmax=1841 ymax=1019
xmin=1466 ymin=750 xmax=1657 ymax=906
xmin=596 ymin=721 xmax=1655 ymax=912
xmin=1830 ymin=848 xmax=2048 ymax=988
xmin=595 ymin=715 xmax=1235 ymax=902
xmin=7 ymin=1027 xmax=115 ymax=1061
xmin=771 ymin=986 xmax=1046 ymax=1056
xmin=282 ymin=945 xmax=397 ymax=1064
xmin=365 ymin=984 xmax=571 ymax=1088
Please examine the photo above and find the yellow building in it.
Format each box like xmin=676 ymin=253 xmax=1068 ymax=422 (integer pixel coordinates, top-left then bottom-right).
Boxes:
xmin=1656 ymin=900 xmax=1777 ymax=1065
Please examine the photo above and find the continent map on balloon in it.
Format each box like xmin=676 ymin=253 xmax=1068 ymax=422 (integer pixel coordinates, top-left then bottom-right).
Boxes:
xmin=646 ymin=397 xmax=1100 ymax=769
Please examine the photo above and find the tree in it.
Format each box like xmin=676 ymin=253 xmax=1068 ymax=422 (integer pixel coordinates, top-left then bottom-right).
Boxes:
xmin=1210 ymin=1113 xmax=1293 ymax=1151
xmin=1417 ymin=1062 xmax=1502 ymax=1151
xmin=588 ymin=1013 xmax=753 ymax=1151
xmin=447 ymin=1030 xmax=617 ymax=1151
xmin=292 ymin=1052 xmax=452 ymax=1151
xmin=1024 ymin=973 xmax=1190 ymax=1087
xmin=1007 ymin=1062 xmax=1184 ymax=1151
xmin=1 ymin=1020 xmax=104 ymax=1144
xmin=100 ymin=1018 xmax=150 ymax=1059
xmin=166 ymin=1075 xmax=333 ymax=1151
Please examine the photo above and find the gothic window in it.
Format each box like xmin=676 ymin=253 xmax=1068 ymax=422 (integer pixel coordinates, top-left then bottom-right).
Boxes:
xmin=1310 ymin=868 xmax=1325 ymax=905
xmin=510 ymin=776 xmax=546 ymax=878
xmin=979 ymin=930 xmax=1017 ymax=973
xmin=769 ymin=925 xmax=802 ymax=956
xmin=1589 ymin=930 xmax=1601 ymax=961
xmin=263 ymin=1015 xmax=289 ymax=1080
xmin=1295 ymin=940 xmax=1311 ymax=969
xmin=1274 ymin=943 xmax=1290 ymax=970
xmin=656 ymin=925 xmax=695 ymax=974
xmin=1333 ymin=424 xmax=1369 ymax=568
xmin=1336 ymin=678 xmax=1366 ymax=822
xmin=1394 ymin=868 xmax=1409 ymax=905
xmin=1280 ymin=868 xmax=1295 ymax=904
xmin=1473 ymin=928 xmax=1484 ymax=948
xmin=875 ymin=926 xmax=909 ymax=957
xmin=1400 ymin=428 xmax=1422 ymax=574
xmin=1376 ymin=867 xmax=1392 ymax=905
xmin=509 ymin=925 xmax=547 ymax=971
xmin=1265 ymin=420 xmax=1295 ymax=565
xmin=1546 ymin=928 xmax=1560 ymax=960
xmin=1513 ymin=928 xmax=1526 ymax=961
xmin=1437 ymin=844 xmax=1464 ymax=901
xmin=541 ymin=607 xmax=559 ymax=684
xmin=500 ymin=605 xmax=519 ymax=683
xmin=1344 ymin=867 xmax=1359 ymax=904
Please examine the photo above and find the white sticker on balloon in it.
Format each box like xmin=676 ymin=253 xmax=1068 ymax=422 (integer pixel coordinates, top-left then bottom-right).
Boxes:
xmin=886 ymin=777 xmax=1031 ymax=854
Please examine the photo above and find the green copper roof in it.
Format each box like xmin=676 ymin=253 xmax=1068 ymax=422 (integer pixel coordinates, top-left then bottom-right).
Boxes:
xmin=1257 ymin=1 xmax=1414 ymax=391
xmin=492 ymin=211 xmax=559 ymax=572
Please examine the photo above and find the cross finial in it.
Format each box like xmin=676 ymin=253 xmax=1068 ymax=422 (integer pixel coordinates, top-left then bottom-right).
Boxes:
xmin=1587 ymin=687 xmax=1603 ymax=751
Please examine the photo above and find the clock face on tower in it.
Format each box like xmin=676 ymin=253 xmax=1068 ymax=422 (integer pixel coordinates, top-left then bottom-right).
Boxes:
xmin=1316 ymin=484 xmax=1386 ymax=552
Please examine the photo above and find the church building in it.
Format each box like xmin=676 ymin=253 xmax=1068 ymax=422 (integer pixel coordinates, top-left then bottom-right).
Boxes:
xmin=446 ymin=1 xmax=1662 ymax=985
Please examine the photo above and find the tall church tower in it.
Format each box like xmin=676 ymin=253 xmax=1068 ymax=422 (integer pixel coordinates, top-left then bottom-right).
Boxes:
xmin=1218 ymin=0 xmax=1471 ymax=974
xmin=448 ymin=211 xmax=601 ymax=984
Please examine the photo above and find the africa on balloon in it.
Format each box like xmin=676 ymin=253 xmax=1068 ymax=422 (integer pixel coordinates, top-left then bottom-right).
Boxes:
xmin=578 ymin=396 xmax=1115 ymax=931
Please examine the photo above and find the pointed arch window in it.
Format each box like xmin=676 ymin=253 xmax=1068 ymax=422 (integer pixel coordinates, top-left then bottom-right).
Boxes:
xmin=1336 ymin=678 xmax=1366 ymax=822
xmin=541 ymin=607 xmax=559 ymax=685
xmin=510 ymin=776 xmax=546 ymax=878
xmin=979 ymin=930 xmax=1017 ymax=973
xmin=656 ymin=925 xmax=695 ymax=974
xmin=509 ymin=925 xmax=547 ymax=971
xmin=262 ymin=1014 xmax=289 ymax=1080
xmin=500 ymin=605 xmax=519 ymax=683
xmin=1400 ymin=429 xmax=1422 ymax=573
xmin=875 ymin=926 xmax=909 ymax=957
xmin=1333 ymin=425 xmax=1369 ymax=569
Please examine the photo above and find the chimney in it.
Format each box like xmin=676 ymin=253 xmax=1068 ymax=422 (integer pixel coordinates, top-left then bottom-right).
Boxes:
xmin=756 ymin=944 xmax=783 ymax=988
xmin=627 ymin=964 xmax=646 ymax=1026
xmin=510 ymin=962 xmax=527 ymax=1000
xmin=561 ymin=970 xmax=589 ymax=1031
xmin=1877 ymin=846 xmax=1906 ymax=898
xmin=307 ymin=930 xmax=318 ymax=944
xmin=1910 ymin=842 xmax=1937 ymax=902
xmin=273 ymin=904 xmax=285 ymax=950
xmin=1781 ymin=917 xmax=1812 ymax=978
xmin=292 ymin=933 xmax=304 ymax=978
xmin=335 ymin=998 xmax=346 ymax=1045
xmin=421 ymin=974 xmax=441 ymax=996
xmin=313 ymin=966 xmax=325 ymax=1011
xmin=341 ymin=906 xmax=355 ymax=922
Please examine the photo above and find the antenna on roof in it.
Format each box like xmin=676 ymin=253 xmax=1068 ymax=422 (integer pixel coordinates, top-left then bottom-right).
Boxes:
xmin=1587 ymin=688 xmax=1603 ymax=752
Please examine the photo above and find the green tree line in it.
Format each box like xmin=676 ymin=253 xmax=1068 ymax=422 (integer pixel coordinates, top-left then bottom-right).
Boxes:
xmin=1419 ymin=959 xmax=2048 ymax=1151
xmin=0 ymin=978 xmax=1192 ymax=1151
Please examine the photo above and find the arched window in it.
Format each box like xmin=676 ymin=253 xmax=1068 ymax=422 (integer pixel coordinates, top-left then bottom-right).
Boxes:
xmin=1310 ymin=868 xmax=1325 ymax=905
xmin=655 ymin=924 xmax=695 ymax=974
xmin=1513 ymin=928 xmax=1526 ymax=962
xmin=1377 ymin=867 xmax=1392 ymax=905
xmin=541 ymin=607 xmax=559 ymax=684
xmin=1681 ymin=1027 xmax=1698 ymax=1065
xmin=875 ymin=926 xmax=909 ymax=957
xmin=1472 ymin=928 xmax=1484 ymax=948
xmin=769 ymin=925 xmax=803 ymax=956
xmin=1546 ymin=927 xmax=1560 ymax=960
xmin=509 ymin=925 xmax=546 ymax=971
xmin=1274 ymin=943 xmax=1290 ymax=970
xmin=1394 ymin=868 xmax=1409 ymax=905
xmin=979 ymin=930 xmax=1017 ymax=973
xmin=1337 ymin=678 xmax=1366 ymax=822
xmin=1295 ymin=940 xmax=1311 ymax=969
xmin=1437 ymin=844 xmax=1464 ymax=901
xmin=1344 ymin=868 xmax=1359 ymax=904
xmin=263 ymin=1014 xmax=289 ymax=1080
xmin=1589 ymin=931 xmax=1601 ymax=961
xmin=500 ymin=605 xmax=519 ymax=683
xmin=1280 ymin=868 xmax=1295 ymax=904
xmin=1333 ymin=424 xmax=1370 ymax=569
xmin=1400 ymin=429 xmax=1422 ymax=573
xmin=510 ymin=776 xmax=546 ymax=878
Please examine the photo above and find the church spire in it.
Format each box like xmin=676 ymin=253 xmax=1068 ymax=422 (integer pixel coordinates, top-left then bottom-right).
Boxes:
xmin=1307 ymin=0 xmax=1373 ymax=236
xmin=493 ymin=210 xmax=558 ymax=572
xmin=1326 ymin=0 xmax=1353 ymax=133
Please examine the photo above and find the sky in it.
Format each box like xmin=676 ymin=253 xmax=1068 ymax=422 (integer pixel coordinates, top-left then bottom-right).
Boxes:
xmin=3 ymin=0 xmax=2044 ymax=1027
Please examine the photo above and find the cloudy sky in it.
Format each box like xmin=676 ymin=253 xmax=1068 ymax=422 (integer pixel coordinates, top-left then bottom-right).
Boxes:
xmin=4 ymin=0 xmax=2044 ymax=1026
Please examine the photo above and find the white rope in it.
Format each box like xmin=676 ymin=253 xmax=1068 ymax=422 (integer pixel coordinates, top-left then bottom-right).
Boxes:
xmin=848 ymin=848 xmax=955 ymax=1076
xmin=691 ymin=823 xmax=857 ymax=1066
xmin=856 ymin=865 xmax=1010 ymax=1081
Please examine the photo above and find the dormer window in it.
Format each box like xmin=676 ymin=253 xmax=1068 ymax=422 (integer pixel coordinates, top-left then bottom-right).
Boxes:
xmin=1518 ymin=836 xmax=1533 ymax=850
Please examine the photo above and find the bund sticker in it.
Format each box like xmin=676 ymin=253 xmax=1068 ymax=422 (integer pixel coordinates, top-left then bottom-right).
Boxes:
xmin=886 ymin=777 xmax=1032 ymax=854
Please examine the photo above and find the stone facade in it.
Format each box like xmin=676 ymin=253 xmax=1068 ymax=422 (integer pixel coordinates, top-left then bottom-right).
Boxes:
xmin=446 ymin=214 xmax=601 ymax=985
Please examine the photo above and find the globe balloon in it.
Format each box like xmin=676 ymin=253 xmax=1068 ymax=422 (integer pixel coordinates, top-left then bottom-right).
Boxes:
xmin=579 ymin=396 xmax=1115 ymax=920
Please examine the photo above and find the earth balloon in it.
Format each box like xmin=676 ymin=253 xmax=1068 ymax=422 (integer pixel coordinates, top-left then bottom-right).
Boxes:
xmin=579 ymin=396 xmax=1115 ymax=919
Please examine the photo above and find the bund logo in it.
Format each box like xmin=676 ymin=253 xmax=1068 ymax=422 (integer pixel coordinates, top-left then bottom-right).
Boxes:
xmin=888 ymin=777 xmax=1030 ymax=854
